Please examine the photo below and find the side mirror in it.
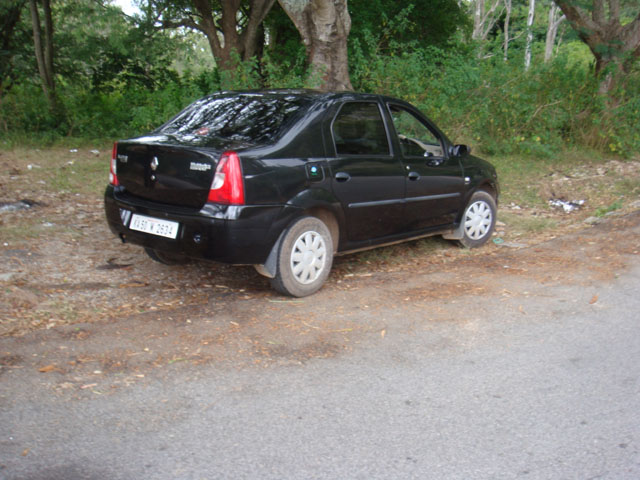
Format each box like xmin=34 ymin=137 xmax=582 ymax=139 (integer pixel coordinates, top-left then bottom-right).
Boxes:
xmin=452 ymin=144 xmax=470 ymax=156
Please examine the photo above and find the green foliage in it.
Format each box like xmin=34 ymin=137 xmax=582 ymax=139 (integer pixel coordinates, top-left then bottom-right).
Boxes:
xmin=0 ymin=54 xmax=309 ymax=141
xmin=0 ymin=0 xmax=32 ymax=92
xmin=349 ymin=27 xmax=640 ymax=157
xmin=349 ymin=0 xmax=470 ymax=52
xmin=1 ymin=0 xmax=638 ymax=159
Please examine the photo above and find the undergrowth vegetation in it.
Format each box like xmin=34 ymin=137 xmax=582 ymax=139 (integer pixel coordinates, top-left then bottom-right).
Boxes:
xmin=1 ymin=6 xmax=639 ymax=158
xmin=3 ymin=48 xmax=638 ymax=158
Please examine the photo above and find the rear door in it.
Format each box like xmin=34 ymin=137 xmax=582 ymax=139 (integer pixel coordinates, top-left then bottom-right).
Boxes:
xmin=387 ymin=103 xmax=465 ymax=231
xmin=327 ymin=101 xmax=406 ymax=243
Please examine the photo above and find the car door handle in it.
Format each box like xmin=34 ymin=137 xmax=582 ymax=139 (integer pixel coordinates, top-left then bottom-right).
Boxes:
xmin=408 ymin=171 xmax=420 ymax=181
xmin=335 ymin=172 xmax=351 ymax=182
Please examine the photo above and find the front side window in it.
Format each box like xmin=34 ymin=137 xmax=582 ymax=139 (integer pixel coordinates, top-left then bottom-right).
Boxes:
xmin=332 ymin=102 xmax=390 ymax=156
xmin=389 ymin=105 xmax=443 ymax=158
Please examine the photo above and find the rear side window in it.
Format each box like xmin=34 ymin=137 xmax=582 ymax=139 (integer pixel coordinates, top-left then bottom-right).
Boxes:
xmin=332 ymin=102 xmax=390 ymax=156
xmin=159 ymin=95 xmax=311 ymax=144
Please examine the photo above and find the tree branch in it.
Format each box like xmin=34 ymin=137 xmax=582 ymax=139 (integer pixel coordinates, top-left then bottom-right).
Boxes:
xmin=554 ymin=0 xmax=598 ymax=34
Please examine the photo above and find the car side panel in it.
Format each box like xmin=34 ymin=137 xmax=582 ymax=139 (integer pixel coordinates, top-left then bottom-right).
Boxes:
xmin=402 ymin=158 xmax=465 ymax=230
xmin=324 ymin=100 xmax=406 ymax=243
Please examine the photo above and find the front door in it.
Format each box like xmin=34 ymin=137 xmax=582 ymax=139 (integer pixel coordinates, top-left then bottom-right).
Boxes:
xmin=387 ymin=104 xmax=465 ymax=231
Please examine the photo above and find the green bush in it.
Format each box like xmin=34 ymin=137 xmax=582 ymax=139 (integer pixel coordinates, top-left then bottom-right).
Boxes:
xmin=349 ymin=39 xmax=639 ymax=157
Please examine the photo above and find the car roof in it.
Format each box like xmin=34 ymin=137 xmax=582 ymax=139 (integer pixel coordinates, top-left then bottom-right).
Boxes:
xmin=213 ymin=89 xmax=405 ymax=105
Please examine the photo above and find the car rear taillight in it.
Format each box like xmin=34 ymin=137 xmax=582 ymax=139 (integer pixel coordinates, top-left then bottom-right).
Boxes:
xmin=109 ymin=142 xmax=119 ymax=186
xmin=207 ymin=151 xmax=245 ymax=205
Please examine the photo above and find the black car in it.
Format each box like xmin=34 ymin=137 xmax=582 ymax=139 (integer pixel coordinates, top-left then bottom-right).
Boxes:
xmin=105 ymin=90 xmax=498 ymax=297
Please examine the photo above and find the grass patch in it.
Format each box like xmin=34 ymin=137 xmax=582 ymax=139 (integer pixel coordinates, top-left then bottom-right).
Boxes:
xmin=498 ymin=212 xmax=557 ymax=235
xmin=1 ymin=146 xmax=110 ymax=199
xmin=491 ymin=155 xmax=556 ymax=207
xmin=594 ymin=200 xmax=623 ymax=218
xmin=612 ymin=177 xmax=640 ymax=198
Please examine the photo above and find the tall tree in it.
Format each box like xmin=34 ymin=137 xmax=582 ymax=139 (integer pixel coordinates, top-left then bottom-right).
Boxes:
xmin=278 ymin=0 xmax=352 ymax=91
xmin=544 ymin=2 xmax=565 ymax=62
xmin=29 ymin=0 xmax=57 ymax=110
xmin=472 ymin=0 xmax=504 ymax=41
xmin=503 ymin=0 xmax=512 ymax=61
xmin=554 ymin=0 xmax=640 ymax=94
xmin=147 ymin=0 xmax=276 ymax=71
xmin=524 ymin=0 xmax=536 ymax=69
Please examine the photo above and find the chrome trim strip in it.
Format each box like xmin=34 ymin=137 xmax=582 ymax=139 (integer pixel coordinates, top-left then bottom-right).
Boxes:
xmin=349 ymin=192 xmax=460 ymax=209
xmin=348 ymin=198 xmax=404 ymax=208
xmin=405 ymin=192 xmax=460 ymax=203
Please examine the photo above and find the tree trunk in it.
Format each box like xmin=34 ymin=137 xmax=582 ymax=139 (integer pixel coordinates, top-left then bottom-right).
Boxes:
xmin=524 ymin=0 xmax=536 ymax=70
xmin=503 ymin=0 xmax=512 ymax=61
xmin=279 ymin=0 xmax=353 ymax=91
xmin=42 ymin=0 xmax=54 ymax=83
xmin=160 ymin=0 xmax=275 ymax=72
xmin=471 ymin=0 xmax=503 ymax=42
xmin=472 ymin=0 xmax=485 ymax=40
xmin=29 ymin=0 xmax=56 ymax=110
xmin=242 ymin=0 xmax=276 ymax=59
xmin=544 ymin=3 xmax=565 ymax=63
xmin=554 ymin=0 xmax=640 ymax=95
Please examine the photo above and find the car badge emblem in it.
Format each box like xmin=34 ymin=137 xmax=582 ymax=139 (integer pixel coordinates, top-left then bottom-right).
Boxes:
xmin=150 ymin=157 xmax=159 ymax=171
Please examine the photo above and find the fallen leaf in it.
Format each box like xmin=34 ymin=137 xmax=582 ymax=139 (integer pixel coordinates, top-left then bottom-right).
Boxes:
xmin=518 ymin=305 xmax=526 ymax=314
xmin=21 ymin=449 xmax=29 ymax=457
xmin=119 ymin=281 xmax=148 ymax=288
xmin=38 ymin=364 xmax=56 ymax=373
xmin=381 ymin=329 xmax=386 ymax=338
xmin=97 ymin=258 xmax=132 ymax=270
xmin=589 ymin=294 xmax=598 ymax=304
xmin=81 ymin=383 xmax=98 ymax=389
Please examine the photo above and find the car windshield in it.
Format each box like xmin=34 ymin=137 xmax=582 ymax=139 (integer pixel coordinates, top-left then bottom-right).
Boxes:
xmin=159 ymin=94 xmax=311 ymax=144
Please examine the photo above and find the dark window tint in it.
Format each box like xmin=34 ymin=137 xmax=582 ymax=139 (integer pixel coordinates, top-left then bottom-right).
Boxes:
xmin=332 ymin=102 xmax=390 ymax=156
xmin=159 ymin=95 xmax=311 ymax=144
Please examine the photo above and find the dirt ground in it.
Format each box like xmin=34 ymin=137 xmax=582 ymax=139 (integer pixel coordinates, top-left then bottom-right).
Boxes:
xmin=1 ymin=148 xmax=640 ymax=396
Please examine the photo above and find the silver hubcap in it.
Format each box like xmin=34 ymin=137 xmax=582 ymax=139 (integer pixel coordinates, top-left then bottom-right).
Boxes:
xmin=290 ymin=231 xmax=327 ymax=285
xmin=464 ymin=200 xmax=493 ymax=240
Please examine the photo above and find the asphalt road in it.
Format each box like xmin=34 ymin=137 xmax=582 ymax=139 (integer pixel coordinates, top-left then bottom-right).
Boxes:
xmin=2 ymin=228 xmax=640 ymax=479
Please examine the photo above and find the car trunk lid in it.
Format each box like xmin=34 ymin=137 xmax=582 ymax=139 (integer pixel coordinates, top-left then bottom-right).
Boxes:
xmin=115 ymin=135 xmax=230 ymax=209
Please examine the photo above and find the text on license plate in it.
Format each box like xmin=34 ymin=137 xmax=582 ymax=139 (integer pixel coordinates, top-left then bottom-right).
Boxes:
xmin=129 ymin=214 xmax=179 ymax=239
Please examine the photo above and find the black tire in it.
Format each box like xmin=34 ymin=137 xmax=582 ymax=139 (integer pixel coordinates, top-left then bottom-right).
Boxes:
xmin=144 ymin=247 xmax=190 ymax=265
xmin=270 ymin=216 xmax=334 ymax=297
xmin=458 ymin=190 xmax=497 ymax=248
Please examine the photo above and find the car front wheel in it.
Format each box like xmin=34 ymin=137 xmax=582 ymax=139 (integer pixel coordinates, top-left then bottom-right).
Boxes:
xmin=270 ymin=216 xmax=334 ymax=297
xmin=459 ymin=191 xmax=497 ymax=248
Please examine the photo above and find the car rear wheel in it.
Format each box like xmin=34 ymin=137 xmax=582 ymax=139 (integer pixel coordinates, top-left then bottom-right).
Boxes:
xmin=270 ymin=216 xmax=334 ymax=297
xmin=144 ymin=247 xmax=190 ymax=265
xmin=459 ymin=191 xmax=497 ymax=248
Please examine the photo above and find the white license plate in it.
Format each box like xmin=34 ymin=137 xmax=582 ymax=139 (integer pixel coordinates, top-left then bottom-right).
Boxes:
xmin=129 ymin=214 xmax=179 ymax=239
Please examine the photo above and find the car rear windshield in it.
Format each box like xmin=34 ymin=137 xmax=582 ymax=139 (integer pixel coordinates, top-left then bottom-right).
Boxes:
xmin=159 ymin=94 xmax=312 ymax=144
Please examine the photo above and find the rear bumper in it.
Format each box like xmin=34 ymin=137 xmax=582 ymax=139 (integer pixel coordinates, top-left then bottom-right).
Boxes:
xmin=104 ymin=186 xmax=296 ymax=264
